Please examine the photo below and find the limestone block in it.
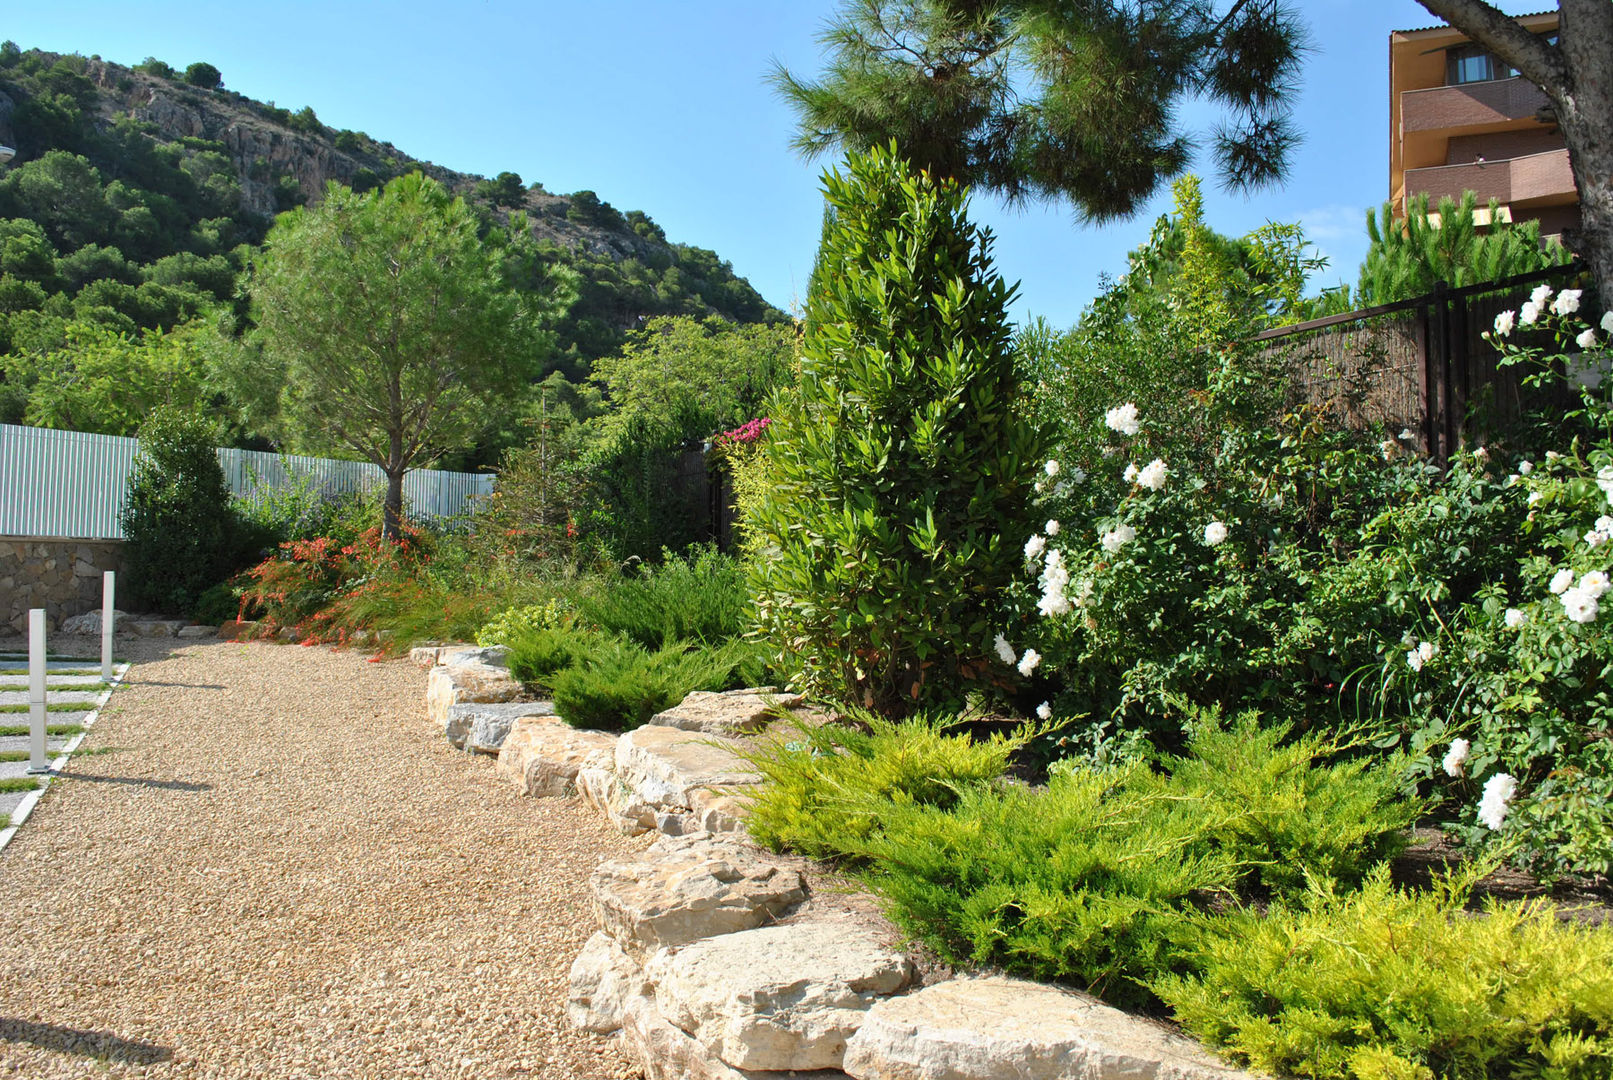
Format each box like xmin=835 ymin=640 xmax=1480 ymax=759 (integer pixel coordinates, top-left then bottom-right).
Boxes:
xmin=610 ymin=725 xmax=760 ymax=832
xmin=444 ymin=701 xmax=555 ymax=752
xmin=216 ymin=620 xmax=258 ymax=641
xmin=129 ymin=619 xmax=186 ymax=637
xmin=619 ymin=991 xmax=852 ymax=1080
xmin=651 ymin=687 xmax=805 ymax=736
xmin=591 ymin=832 xmax=805 ymax=953
xmin=437 ymin=644 xmax=510 ymax=669
xmin=176 ymin=625 xmax=214 ymax=639
xmin=425 ymin=661 xmax=522 ymax=727
xmin=840 ymin=976 xmax=1257 ymax=1080
xmin=648 ymin=918 xmax=913 ymax=1072
xmin=568 ymin=931 xmax=651 ymax=1035
xmin=60 ymin=609 xmax=127 ymax=635
xmin=493 ymin=714 xmax=615 ymax=793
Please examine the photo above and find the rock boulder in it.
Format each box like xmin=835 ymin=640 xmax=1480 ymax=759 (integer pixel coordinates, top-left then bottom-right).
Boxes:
xmin=651 ymin=687 xmax=805 ymax=736
xmin=568 ymin=931 xmax=651 ymax=1035
xmin=591 ymin=832 xmax=806 ymax=953
xmin=494 ymin=715 xmax=616 ymax=794
xmin=648 ymin=917 xmax=913 ymax=1072
xmin=840 ymin=976 xmax=1256 ymax=1080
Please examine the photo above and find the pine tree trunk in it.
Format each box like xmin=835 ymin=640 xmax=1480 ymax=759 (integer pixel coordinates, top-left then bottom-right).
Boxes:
xmin=383 ymin=428 xmax=405 ymax=540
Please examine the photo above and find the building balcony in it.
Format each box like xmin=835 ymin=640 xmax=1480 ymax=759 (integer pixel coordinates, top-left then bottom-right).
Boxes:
xmin=1404 ymin=147 xmax=1575 ymax=208
xmin=1401 ymin=76 xmax=1551 ymax=135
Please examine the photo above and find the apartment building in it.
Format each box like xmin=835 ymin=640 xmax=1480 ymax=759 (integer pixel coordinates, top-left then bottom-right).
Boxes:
xmin=1389 ymin=11 xmax=1577 ymax=239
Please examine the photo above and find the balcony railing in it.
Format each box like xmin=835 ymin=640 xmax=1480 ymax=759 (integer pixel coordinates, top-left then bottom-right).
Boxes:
xmin=1401 ymin=76 xmax=1550 ymax=133
xmin=1404 ymin=147 xmax=1574 ymax=206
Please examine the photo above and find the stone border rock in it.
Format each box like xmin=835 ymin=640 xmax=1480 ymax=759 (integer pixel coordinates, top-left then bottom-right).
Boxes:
xmin=421 ymin=664 xmax=1261 ymax=1079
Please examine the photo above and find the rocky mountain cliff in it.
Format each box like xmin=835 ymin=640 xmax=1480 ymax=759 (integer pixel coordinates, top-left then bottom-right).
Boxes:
xmin=0 ymin=46 xmax=784 ymax=378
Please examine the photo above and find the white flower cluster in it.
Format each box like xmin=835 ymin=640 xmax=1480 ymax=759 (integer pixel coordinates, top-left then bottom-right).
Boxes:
xmin=1100 ymin=524 xmax=1135 ymax=553
xmin=1202 ymin=520 xmax=1229 ymax=547
xmin=1558 ymin=570 xmax=1609 ymax=624
xmin=994 ymin=633 xmax=1015 ymax=665
xmin=1442 ymin=738 xmax=1470 ymax=778
xmin=1585 ymin=515 xmax=1613 ymax=548
xmin=1018 ymin=648 xmax=1041 ymax=677
xmin=1105 ymin=403 xmax=1141 ymax=437
xmin=1598 ymin=466 xmax=1613 ymax=505
xmin=1406 ymin=638 xmax=1437 ymax=672
xmin=1493 ymin=288 xmax=1588 ymax=339
xmin=1024 ymin=534 xmax=1046 ymax=561
xmin=1037 ymin=548 xmax=1072 ymax=617
xmin=1477 ymin=773 xmax=1517 ymax=831
xmin=1136 ymin=458 xmax=1168 ymax=490
xmin=1036 ymin=701 xmax=1052 ymax=720
xmin=1504 ymin=607 xmax=1526 ymax=629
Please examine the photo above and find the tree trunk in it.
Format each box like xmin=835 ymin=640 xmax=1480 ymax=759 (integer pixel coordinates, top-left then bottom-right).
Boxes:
xmin=383 ymin=428 xmax=405 ymax=540
xmin=1556 ymin=0 xmax=1613 ymax=315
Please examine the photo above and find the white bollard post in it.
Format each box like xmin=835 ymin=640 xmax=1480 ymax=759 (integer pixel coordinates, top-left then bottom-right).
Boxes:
xmin=27 ymin=608 xmax=48 ymax=775
xmin=101 ymin=570 xmax=116 ymax=681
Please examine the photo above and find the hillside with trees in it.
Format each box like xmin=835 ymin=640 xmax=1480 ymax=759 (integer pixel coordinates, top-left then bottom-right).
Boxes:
xmin=0 ymin=44 xmax=786 ymax=452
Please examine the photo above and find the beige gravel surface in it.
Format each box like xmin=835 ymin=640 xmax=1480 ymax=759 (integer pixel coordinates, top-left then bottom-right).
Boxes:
xmin=0 ymin=637 xmax=645 ymax=1079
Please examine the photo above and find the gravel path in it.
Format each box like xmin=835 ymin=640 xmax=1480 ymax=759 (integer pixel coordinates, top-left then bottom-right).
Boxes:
xmin=0 ymin=638 xmax=644 ymax=1079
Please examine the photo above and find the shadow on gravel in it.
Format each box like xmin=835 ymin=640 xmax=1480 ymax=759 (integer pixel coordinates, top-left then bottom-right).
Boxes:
xmin=53 ymin=772 xmax=211 ymax=793
xmin=119 ymin=680 xmax=226 ymax=690
xmin=0 ymin=1018 xmax=172 ymax=1064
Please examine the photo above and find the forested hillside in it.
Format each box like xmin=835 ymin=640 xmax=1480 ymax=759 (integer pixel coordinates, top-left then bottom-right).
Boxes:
xmin=0 ymin=45 xmax=786 ymax=448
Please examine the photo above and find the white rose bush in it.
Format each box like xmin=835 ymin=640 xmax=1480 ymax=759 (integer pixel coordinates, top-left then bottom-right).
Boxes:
xmin=1010 ymin=269 xmax=1613 ymax=877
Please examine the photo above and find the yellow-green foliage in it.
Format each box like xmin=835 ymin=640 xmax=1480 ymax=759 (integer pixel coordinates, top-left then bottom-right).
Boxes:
xmin=475 ymin=598 xmax=574 ymax=646
xmin=740 ymin=711 xmax=1031 ymax=862
xmin=1127 ymin=713 xmax=1420 ymax=897
xmin=1157 ymin=870 xmax=1613 ymax=1080
xmin=745 ymin=707 xmax=1422 ymax=1010
xmin=863 ymin=767 xmax=1235 ymax=1008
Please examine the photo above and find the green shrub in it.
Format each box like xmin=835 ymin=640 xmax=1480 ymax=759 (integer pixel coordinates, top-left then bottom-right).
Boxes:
xmin=188 ymin=580 xmax=240 ymax=625
xmin=740 ymin=711 xmax=1030 ymax=861
xmin=577 ymin=546 xmax=747 ymax=649
xmin=745 ymin=707 xmax=1419 ymax=1008
xmin=475 ymin=599 xmax=574 ymax=647
xmin=748 ymin=143 xmax=1043 ymax=716
xmin=550 ymin=638 xmax=747 ymax=732
xmin=121 ymin=405 xmax=246 ymax=614
xmin=1127 ymin=712 xmax=1420 ymax=897
xmin=1157 ymin=869 xmax=1613 ymax=1080
xmin=504 ymin=626 xmax=610 ymax=691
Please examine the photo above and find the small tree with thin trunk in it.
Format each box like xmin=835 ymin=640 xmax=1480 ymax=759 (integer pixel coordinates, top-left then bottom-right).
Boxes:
xmin=250 ymin=172 xmax=565 ymax=537
xmin=1413 ymin=1 xmax=1613 ymax=313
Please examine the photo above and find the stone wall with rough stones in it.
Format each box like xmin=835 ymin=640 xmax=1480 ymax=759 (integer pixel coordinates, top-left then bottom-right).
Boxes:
xmin=0 ymin=536 xmax=123 ymax=634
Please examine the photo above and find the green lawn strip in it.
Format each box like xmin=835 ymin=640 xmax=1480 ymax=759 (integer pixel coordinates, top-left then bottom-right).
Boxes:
xmin=0 ymin=777 xmax=44 ymax=794
xmin=0 ymin=681 xmax=111 ymax=692
xmin=0 ymin=654 xmax=113 ymax=663
xmin=0 ymin=703 xmax=99 ymax=714
xmin=0 ymin=667 xmax=103 ymax=676
xmin=0 ymin=724 xmax=85 ymax=737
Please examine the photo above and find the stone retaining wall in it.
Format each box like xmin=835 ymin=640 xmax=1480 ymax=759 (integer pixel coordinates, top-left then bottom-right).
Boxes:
xmin=0 ymin=536 xmax=123 ymax=634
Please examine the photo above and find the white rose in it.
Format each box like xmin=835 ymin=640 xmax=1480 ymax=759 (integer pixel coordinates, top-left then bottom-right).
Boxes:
xmin=1518 ymin=460 xmax=1533 ymax=475
xmin=1493 ymin=310 xmax=1515 ymax=337
xmin=1550 ymin=568 xmax=1576 ymax=594
xmin=1017 ymin=649 xmax=1041 ymax=677
xmin=1044 ymin=460 xmax=1060 ymax=478
xmin=1578 ymin=329 xmax=1599 ymax=350
xmin=1477 ymin=773 xmax=1517 ymax=831
xmin=1552 ymin=289 xmax=1581 ymax=316
xmin=1024 ymin=534 xmax=1046 ymax=561
xmin=1519 ymin=301 xmax=1541 ymax=325
xmin=1123 ymin=462 xmax=1139 ymax=483
xmin=1136 ymin=458 xmax=1168 ymax=491
xmin=1442 ymin=738 xmax=1470 ymax=778
xmin=1036 ymin=701 xmax=1052 ymax=720
xmin=1504 ymin=608 xmax=1525 ymax=629
xmin=1603 ymin=311 xmax=1613 ymax=333
xmin=1203 ymin=521 xmax=1229 ymax=546
xmin=1104 ymin=403 xmax=1141 ymax=436
xmin=1530 ymin=283 xmax=1553 ymax=307
xmin=1045 ymin=519 xmax=1060 ymax=537
xmin=1100 ymin=524 xmax=1135 ymax=553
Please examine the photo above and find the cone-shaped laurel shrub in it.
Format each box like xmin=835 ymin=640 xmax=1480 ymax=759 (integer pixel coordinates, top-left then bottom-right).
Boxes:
xmin=121 ymin=405 xmax=243 ymax=615
xmin=749 ymin=143 xmax=1043 ymax=715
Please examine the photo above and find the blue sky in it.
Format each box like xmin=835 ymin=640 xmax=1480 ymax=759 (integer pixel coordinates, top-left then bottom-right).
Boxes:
xmin=8 ymin=1 xmax=1548 ymax=328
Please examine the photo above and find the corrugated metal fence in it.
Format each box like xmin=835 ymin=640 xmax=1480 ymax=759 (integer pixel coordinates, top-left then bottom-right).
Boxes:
xmin=0 ymin=424 xmax=494 ymax=540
